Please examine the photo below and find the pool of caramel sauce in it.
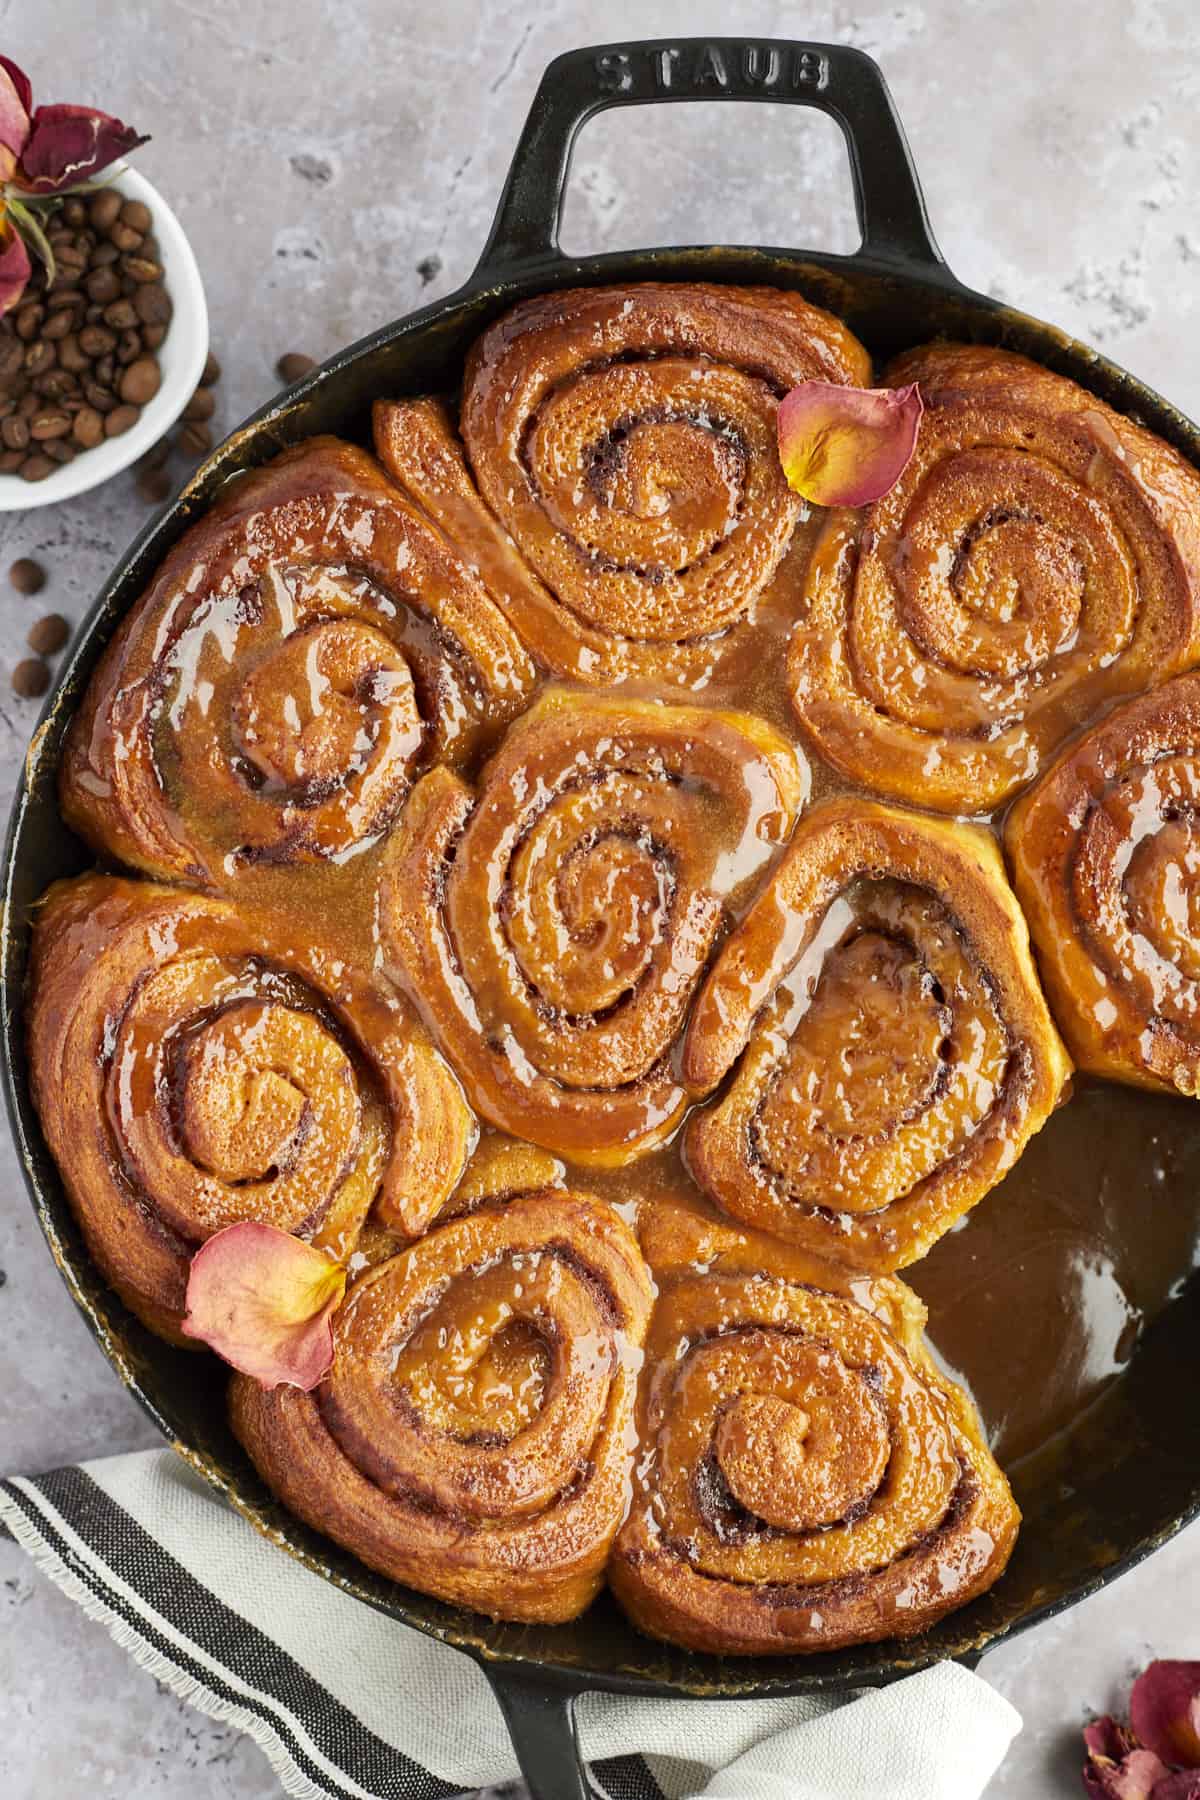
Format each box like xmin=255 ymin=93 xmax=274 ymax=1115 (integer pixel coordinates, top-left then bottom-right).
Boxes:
xmin=173 ymin=508 xmax=1200 ymax=1491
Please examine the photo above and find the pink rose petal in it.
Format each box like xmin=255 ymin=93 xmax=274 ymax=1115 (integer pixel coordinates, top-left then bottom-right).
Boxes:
xmin=14 ymin=102 xmax=149 ymax=195
xmin=1131 ymin=1664 xmax=1200 ymax=1770
xmin=0 ymin=224 xmax=31 ymax=316
xmin=1152 ymin=1775 xmax=1200 ymax=1799
xmin=777 ymin=379 xmax=923 ymax=507
xmin=181 ymin=1221 xmax=347 ymax=1390
xmin=0 ymin=56 xmax=30 ymax=178
xmin=1082 ymin=1743 xmax=1173 ymax=1800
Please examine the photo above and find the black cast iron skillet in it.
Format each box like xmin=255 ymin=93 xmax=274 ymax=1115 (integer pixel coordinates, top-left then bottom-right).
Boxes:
xmin=5 ymin=38 xmax=1200 ymax=1800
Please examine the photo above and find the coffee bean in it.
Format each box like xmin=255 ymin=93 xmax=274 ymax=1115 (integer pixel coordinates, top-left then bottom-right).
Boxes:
xmin=89 ymin=189 xmax=122 ymax=232
xmin=182 ymin=386 xmax=215 ymax=421
xmin=0 ymin=334 xmax=22 ymax=378
xmin=1 ymin=415 xmax=30 ymax=450
xmin=141 ymin=323 xmax=167 ymax=350
xmin=18 ymin=390 xmax=38 ymax=417
xmin=119 ymin=357 xmax=160 ymax=405
xmin=9 ymin=557 xmax=46 ymax=595
xmin=90 ymin=239 xmax=119 ymax=268
xmin=72 ymin=406 xmax=104 ymax=448
xmin=23 ymin=340 xmax=56 ymax=376
xmin=30 ymin=408 xmax=71 ymax=440
xmin=0 ymin=448 xmax=25 ymax=471
xmin=109 ymin=221 xmax=143 ymax=254
xmin=12 ymin=657 xmax=49 ymax=696
xmin=104 ymin=403 xmax=140 ymax=437
xmin=41 ymin=309 xmax=73 ymax=342
xmin=42 ymin=439 xmax=75 ymax=464
xmin=122 ymin=256 xmax=162 ymax=284
xmin=102 ymin=297 xmax=138 ymax=331
xmin=136 ymin=464 xmax=171 ymax=504
xmin=133 ymin=282 xmax=172 ymax=327
xmin=0 ymin=398 xmax=14 ymax=419
xmin=79 ymin=324 xmax=116 ymax=358
xmin=32 ymin=370 xmax=78 ymax=400
xmin=200 ymin=349 xmax=221 ymax=387
xmin=58 ymin=335 xmax=89 ymax=375
xmin=119 ymin=198 xmax=152 ymax=235
xmin=276 ymin=351 xmax=316 ymax=384
xmin=178 ymin=420 xmax=212 ymax=456
xmin=46 ymin=288 xmax=85 ymax=315
xmin=63 ymin=197 xmax=86 ymax=228
xmin=85 ymin=266 xmax=122 ymax=305
xmin=14 ymin=302 xmax=44 ymax=342
xmin=93 ymin=353 xmax=116 ymax=387
xmin=115 ymin=329 xmax=142 ymax=366
xmin=19 ymin=455 xmax=55 ymax=482
xmin=27 ymin=612 xmax=69 ymax=655
xmin=83 ymin=381 xmax=116 ymax=413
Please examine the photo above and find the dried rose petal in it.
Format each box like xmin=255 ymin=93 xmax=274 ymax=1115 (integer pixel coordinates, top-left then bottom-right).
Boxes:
xmin=1131 ymin=1664 xmax=1200 ymax=1770
xmin=181 ymin=1221 xmax=347 ymax=1390
xmin=1152 ymin=1775 xmax=1200 ymax=1799
xmin=1082 ymin=1742 xmax=1173 ymax=1799
xmin=777 ymin=379 xmax=923 ymax=507
xmin=14 ymin=103 xmax=149 ymax=195
xmin=0 ymin=57 xmax=30 ymax=179
xmin=0 ymin=222 xmax=31 ymax=316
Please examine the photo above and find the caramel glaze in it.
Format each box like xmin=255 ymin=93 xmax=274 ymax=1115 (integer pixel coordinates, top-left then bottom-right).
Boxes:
xmin=95 ymin=481 xmax=1200 ymax=1490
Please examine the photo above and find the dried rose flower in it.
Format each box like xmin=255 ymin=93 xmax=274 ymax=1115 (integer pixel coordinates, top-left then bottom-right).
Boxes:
xmin=1084 ymin=1664 xmax=1200 ymax=1798
xmin=1131 ymin=1665 xmax=1200 ymax=1773
xmin=0 ymin=54 xmax=148 ymax=311
xmin=776 ymin=379 xmax=923 ymax=507
xmin=181 ymin=1220 xmax=348 ymax=1390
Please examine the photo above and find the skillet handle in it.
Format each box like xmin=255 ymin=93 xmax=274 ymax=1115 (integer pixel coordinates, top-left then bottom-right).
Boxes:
xmin=485 ymin=1664 xmax=590 ymax=1800
xmin=473 ymin=36 xmax=946 ymax=281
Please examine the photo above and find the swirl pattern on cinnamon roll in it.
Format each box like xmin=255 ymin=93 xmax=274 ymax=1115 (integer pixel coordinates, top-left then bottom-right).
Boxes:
xmin=27 ymin=875 xmax=474 ymax=1342
xmin=60 ymin=438 xmax=537 ymax=883
xmin=1006 ymin=670 xmax=1200 ymax=1093
xmin=232 ymin=1190 xmax=654 ymax=1623
xmin=789 ymin=344 xmax=1200 ymax=812
xmin=374 ymin=284 xmax=869 ymax=687
xmin=609 ymin=1256 xmax=1019 ymax=1655
xmin=378 ymin=689 xmax=806 ymax=1164
xmin=684 ymin=797 xmax=1071 ymax=1270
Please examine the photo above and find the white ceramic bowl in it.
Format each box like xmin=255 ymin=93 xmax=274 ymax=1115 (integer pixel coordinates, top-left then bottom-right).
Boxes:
xmin=0 ymin=165 xmax=208 ymax=511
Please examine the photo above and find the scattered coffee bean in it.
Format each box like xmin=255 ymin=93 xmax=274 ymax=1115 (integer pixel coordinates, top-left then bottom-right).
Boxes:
xmin=182 ymin=385 xmax=215 ymax=421
xmin=12 ymin=656 xmax=49 ymax=697
xmin=9 ymin=557 xmax=46 ymax=595
xmin=104 ymin=402 xmax=140 ymax=437
xmin=276 ymin=351 xmax=316 ymax=383
xmin=27 ymin=612 xmax=69 ymax=655
xmin=119 ymin=357 xmax=161 ymax=406
xmin=200 ymin=349 xmax=221 ymax=387
xmin=178 ymin=420 xmax=212 ymax=456
xmin=136 ymin=464 xmax=172 ymax=504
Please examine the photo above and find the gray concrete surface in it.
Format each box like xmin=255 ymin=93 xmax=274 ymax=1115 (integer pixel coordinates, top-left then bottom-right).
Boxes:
xmin=1 ymin=0 xmax=1197 ymax=1794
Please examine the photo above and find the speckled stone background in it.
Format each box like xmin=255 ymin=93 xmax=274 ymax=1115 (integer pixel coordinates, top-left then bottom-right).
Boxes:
xmin=1 ymin=1 xmax=1198 ymax=1795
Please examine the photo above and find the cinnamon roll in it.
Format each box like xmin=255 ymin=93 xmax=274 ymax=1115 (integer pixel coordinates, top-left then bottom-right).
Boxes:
xmin=60 ymin=437 xmax=537 ymax=883
xmin=377 ymin=283 xmax=870 ymax=686
xmin=1006 ymin=670 xmax=1200 ymax=1093
xmin=789 ymin=344 xmax=1200 ymax=812
xmin=377 ymin=688 xmax=806 ymax=1164
xmin=232 ymin=1190 xmax=654 ymax=1624
xmin=27 ymin=875 xmax=473 ymax=1341
xmin=609 ymin=1251 xmax=1019 ymax=1655
xmin=684 ymin=797 xmax=1071 ymax=1270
